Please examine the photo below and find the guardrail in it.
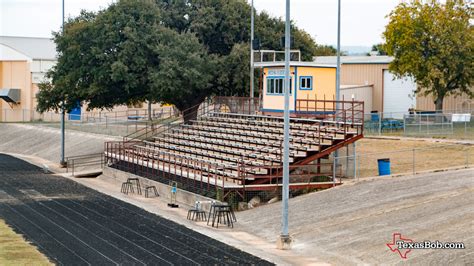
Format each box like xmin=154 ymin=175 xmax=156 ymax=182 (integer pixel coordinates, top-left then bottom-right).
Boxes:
xmin=66 ymin=153 xmax=105 ymax=176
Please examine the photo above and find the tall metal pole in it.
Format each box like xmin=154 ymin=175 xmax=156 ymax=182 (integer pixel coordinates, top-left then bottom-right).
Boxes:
xmin=250 ymin=0 xmax=255 ymax=98
xmin=60 ymin=0 xmax=66 ymax=166
xmin=336 ymin=0 xmax=341 ymax=101
xmin=334 ymin=0 xmax=342 ymax=167
xmin=279 ymin=0 xmax=291 ymax=247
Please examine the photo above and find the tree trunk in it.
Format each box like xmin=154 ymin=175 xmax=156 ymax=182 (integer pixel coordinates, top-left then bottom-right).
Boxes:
xmin=434 ymin=95 xmax=444 ymax=112
xmin=147 ymin=101 xmax=152 ymax=121
xmin=183 ymin=104 xmax=200 ymax=124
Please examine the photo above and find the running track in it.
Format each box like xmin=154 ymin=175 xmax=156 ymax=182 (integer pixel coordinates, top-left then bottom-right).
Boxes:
xmin=0 ymin=154 xmax=272 ymax=265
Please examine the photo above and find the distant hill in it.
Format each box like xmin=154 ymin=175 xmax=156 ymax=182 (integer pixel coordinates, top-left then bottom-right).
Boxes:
xmin=341 ymin=45 xmax=371 ymax=55
xmin=316 ymin=45 xmax=372 ymax=56
xmin=340 ymin=45 xmax=371 ymax=55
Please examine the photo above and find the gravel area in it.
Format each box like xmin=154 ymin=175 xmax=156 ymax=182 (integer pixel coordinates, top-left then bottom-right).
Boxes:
xmin=237 ymin=169 xmax=474 ymax=264
xmin=0 ymin=154 xmax=271 ymax=265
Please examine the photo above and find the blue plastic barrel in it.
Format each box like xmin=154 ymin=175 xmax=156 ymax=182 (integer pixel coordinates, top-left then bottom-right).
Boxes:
xmin=371 ymin=111 xmax=379 ymax=122
xmin=377 ymin=158 xmax=391 ymax=176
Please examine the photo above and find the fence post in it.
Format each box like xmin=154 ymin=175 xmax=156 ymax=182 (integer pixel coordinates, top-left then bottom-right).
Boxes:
xmin=403 ymin=115 xmax=406 ymax=136
xmin=353 ymin=142 xmax=357 ymax=180
xmin=357 ymin=154 xmax=360 ymax=182
xmin=332 ymin=154 xmax=336 ymax=187
xmin=378 ymin=112 xmax=382 ymax=136
xmin=345 ymin=145 xmax=349 ymax=178
xmin=466 ymin=148 xmax=469 ymax=168
xmin=412 ymin=149 xmax=416 ymax=175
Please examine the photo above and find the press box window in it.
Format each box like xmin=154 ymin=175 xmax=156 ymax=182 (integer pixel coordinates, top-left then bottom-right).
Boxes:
xmin=300 ymin=76 xmax=312 ymax=90
xmin=267 ymin=77 xmax=292 ymax=94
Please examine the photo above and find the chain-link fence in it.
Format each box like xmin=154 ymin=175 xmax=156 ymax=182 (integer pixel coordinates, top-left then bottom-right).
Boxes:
xmin=1 ymin=107 xmax=178 ymax=137
xmin=364 ymin=109 xmax=473 ymax=139
xmin=334 ymin=143 xmax=473 ymax=180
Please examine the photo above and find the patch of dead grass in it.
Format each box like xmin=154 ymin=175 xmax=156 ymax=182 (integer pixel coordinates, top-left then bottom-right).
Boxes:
xmin=0 ymin=219 xmax=52 ymax=266
xmin=353 ymin=138 xmax=473 ymax=177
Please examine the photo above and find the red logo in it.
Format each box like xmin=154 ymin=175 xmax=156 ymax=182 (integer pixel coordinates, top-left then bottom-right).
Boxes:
xmin=387 ymin=233 xmax=413 ymax=259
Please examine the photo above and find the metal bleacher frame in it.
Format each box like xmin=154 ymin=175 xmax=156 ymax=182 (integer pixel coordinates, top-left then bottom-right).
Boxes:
xmin=104 ymin=96 xmax=364 ymax=201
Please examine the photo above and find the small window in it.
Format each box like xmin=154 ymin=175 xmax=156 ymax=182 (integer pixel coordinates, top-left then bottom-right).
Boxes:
xmin=267 ymin=77 xmax=292 ymax=95
xmin=277 ymin=78 xmax=283 ymax=94
xmin=267 ymin=78 xmax=274 ymax=94
xmin=300 ymin=76 xmax=312 ymax=90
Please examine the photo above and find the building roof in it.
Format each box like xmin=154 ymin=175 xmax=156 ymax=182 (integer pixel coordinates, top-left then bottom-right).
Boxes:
xmin=313 ymin=56 xmax=393 ymax=65
xmin=0 ymin=36 xmax=57 ymax=60
xmin=254 ymin=61 xmax=336 ymax=68
xmin=340 ymin=84 xmax=374 ymax=89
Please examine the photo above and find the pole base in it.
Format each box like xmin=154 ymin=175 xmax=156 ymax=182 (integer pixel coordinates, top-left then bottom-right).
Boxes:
xmin=59 ymin=161 xmax=67 ymax=168
xmin=276 ymin=235 xmax=293 ymax=250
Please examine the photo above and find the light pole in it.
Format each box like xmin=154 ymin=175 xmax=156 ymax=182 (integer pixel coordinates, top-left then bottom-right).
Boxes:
xmin=60 ymin=0 xmax=66 ymax=167
xmin=277 ymin=0 xmax=292 ymax=250
xmin=250 ymin=0 xmax=255 ymax=98
xmin=336 ymin=0 xmax=341 ymax=102
xmin=334 ymin=0 xmax=342 ymax=171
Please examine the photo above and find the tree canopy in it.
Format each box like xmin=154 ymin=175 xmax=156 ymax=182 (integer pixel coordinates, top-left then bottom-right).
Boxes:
xmin=383 ymin=0 xmax=473 ymax=110
xmin=37 ymin=0 xmax=325 ymax=114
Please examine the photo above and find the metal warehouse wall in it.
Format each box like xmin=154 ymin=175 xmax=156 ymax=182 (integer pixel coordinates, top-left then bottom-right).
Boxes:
xmin=340 ymin=85 xmax=373 ymax=114
xmin=341 ymin=63 xmax=472 ymax=113
xmin=340 ymin=64 xmax=387 ymax=112
xmin=416 ymin=91 xmax=473 ymax=112
xmin=0 ymin=61 xmax=33 ymax=122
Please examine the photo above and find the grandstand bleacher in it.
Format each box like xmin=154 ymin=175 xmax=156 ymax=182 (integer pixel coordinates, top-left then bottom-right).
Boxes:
xmin=105 ymin=96 xmax=364 ymax=201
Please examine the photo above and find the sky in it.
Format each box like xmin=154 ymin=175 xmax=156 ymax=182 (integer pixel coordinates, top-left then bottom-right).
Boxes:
xmin=0 ymin=0 xmax=402 ymax=47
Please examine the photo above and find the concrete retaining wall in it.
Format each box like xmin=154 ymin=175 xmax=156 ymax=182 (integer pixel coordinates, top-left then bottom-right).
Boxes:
xmin=0 ymin=123 xmax=118 ymax=164
xmin=101 ymin=166 xmax=215 ymax=211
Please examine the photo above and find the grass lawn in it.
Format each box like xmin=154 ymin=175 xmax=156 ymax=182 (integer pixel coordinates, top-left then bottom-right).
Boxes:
xmin=0 ymin=219 xmax=51 ymax=266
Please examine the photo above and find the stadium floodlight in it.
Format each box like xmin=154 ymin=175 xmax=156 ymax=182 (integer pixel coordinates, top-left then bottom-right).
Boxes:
xmin=277 ymin=0 xmax=292 ymax=250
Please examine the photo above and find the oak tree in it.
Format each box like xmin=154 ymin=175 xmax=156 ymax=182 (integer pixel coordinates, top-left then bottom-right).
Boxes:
xmin=383 ymin=0 xmax=473 ymax=110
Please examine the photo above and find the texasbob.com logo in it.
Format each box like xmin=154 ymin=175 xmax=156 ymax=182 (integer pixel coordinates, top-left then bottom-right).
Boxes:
xmin=387 ymin=233 xmax=465 ymax=259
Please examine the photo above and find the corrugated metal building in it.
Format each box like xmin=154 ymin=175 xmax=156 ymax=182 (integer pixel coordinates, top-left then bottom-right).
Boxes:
xmin=340 ymin=84 xmax=373 ymax=114
xmin=314 ymin=56 xmax=473 ymax=113
xmin=0 ymin=36 xmax=57 ymax=121
xmin=0 ymin=36 xmax=167 ymax=122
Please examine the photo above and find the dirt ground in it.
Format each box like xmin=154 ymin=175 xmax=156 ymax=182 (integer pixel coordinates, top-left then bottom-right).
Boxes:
xmin=237 ymin=168 xmax=474 ymax=264
xmin=0 ymin=219 xmax=51 ymax=265
xmin=346 ymin=138 xmax=474 ymax=178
